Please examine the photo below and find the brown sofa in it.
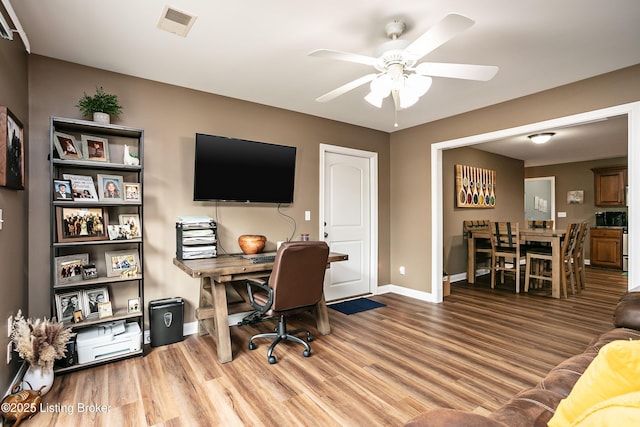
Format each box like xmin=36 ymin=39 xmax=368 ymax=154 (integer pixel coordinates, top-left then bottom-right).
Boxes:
xmin=405 ymin=291 xmax=640 ymax=427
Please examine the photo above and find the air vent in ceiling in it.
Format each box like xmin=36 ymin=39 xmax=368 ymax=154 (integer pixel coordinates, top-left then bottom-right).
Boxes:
xmin=157 ymin=5 xmax=197 ymax=37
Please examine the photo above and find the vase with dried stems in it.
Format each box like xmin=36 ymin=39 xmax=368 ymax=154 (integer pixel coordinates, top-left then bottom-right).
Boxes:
xmin=10 ymin=310 xmax=74 ymax=395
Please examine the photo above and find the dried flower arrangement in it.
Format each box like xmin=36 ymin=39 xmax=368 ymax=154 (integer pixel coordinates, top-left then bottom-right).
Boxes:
xmin=10 ymin=310 xmax=74 ymax=372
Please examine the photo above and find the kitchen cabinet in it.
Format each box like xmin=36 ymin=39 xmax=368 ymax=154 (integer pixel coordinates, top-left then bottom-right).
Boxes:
xmin=590 ymin=228 xmax=623 ymax=269
xmin=592 ymin=166 xmax=626 ymax=206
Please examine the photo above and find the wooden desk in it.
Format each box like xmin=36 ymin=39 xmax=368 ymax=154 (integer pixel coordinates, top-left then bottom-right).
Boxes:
xmin=467 ymin=227 xmax=566 ymax=298
xmin=173 ymin=252 xmax=348 ymax=363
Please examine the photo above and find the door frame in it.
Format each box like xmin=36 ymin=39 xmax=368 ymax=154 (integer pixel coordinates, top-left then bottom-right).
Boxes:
xmin=431 ymin=101 xmax=640 ymax=302
xmin=524 ymin=176 xmax=556 ymax=222
xmin=320 ymin=144 xmax=379 ymax=297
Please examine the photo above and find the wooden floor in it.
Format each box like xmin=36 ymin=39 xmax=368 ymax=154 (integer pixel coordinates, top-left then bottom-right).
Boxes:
xmin=29 ymin=267 xmax=628 ymax=427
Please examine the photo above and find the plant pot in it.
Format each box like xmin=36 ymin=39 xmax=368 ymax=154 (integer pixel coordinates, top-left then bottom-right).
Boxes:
xmin=238 ymin=235 xmax=266 ymax=254
xmin=93 ymin=112 xmax=110 ymax=124
xmin=22 ymin=365 xmax=54 ymax=396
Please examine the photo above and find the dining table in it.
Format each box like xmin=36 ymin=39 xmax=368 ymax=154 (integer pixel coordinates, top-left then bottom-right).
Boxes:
xmin=466 ymin=225 xmax=566 ymax=298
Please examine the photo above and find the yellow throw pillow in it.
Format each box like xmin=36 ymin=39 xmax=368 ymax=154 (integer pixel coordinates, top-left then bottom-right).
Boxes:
xmin=571 ymin=391 xmax=640 ymax=426
xmin=548 ymin=339 xmax=640 ymax=427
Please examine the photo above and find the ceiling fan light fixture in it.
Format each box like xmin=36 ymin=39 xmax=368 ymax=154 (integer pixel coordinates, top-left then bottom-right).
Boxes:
xmin=528 ymin=132 xmax=555 ymax=144
xmin=398 ymin=89 xmax=420 ymax=109
xmin=406 ymin=74 xmax=432 ymax=97
xmin=370 ymin=75 xmax=392 ymax=97
xmin=364 ymin=91 xmax=384 ymax=108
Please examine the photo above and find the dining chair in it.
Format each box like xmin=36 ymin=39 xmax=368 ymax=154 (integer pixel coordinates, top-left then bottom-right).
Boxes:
xmin=463 ymin=220 xmax=491 ymax=281
xmin=524 ymin=220 xmax=555 ymax=288
xmin=489 ymin=222 xmax=523 ymax=293
xmin=572 ymin=222 xmax=588 ymax=293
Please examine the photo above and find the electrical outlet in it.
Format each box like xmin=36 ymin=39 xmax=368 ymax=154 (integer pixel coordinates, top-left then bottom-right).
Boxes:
xmin=7 ymin=343 xmax=12 ymax=364
xmin=399 ymin=266 xmax=406 ymax=275
xmin=7 ymin=315 xmax=12 ymax=337
xmin=305 ymin=211 xmax=311 ymax=221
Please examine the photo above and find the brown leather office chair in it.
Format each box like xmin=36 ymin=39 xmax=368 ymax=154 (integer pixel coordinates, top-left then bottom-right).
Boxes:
xmin=246 ymin=241 xmax=330 ymax=364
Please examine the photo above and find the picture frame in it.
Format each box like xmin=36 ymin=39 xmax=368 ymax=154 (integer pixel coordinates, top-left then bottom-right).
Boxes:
xmin=97 ymin=173 xmax=124 ymax=202
xmin=53 ymin=131 xmax=82 ymax=160
xmin=55 ymin=290 xmax=83 ymax=323
xmin=81 ymin=264 xmax=97 ymax=279
xmin=105 ymin=250 xmax=140 ymax=277
xmin=567 ymin=190 xmax=584 ymax=204
xmin=84 ymin=287 xmax=110 ymax=318
xmin=73 ymin=310 xmax=84 ymax=324
xmin=62 ymin=173 xmax=99 ymax=201
xmin=54 ymin=253 xmax=89 ymax=285
xmin=0 ymin=106 xmax=25 ymax=190
xmin=123 ymin=182 xmax=141 ymax=203
xmin=81 ymin=135 xmax=109 ymax=162
xmin=119 ymin=214 xmax=141 ymax=239
xmin=127 ymin=297 xmax=141 ymax=314
xmin=98 ymin=301 xmax=113 ymax=319
xmin=52 ymin=179 xmax=74 ymax=201
xmin=107 ymin=224 xmax=131 ymax=240
xmin=56 ymin=206 xmax=108 ymax=243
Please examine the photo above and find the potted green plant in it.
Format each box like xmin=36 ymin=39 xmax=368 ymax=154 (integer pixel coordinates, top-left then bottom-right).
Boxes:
xmin=76 ymin=86 xmax=123 ymax=124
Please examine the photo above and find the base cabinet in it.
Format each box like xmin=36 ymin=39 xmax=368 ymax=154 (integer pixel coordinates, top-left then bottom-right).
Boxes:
xmin=590 ymin=228 xmax=623 ymax=269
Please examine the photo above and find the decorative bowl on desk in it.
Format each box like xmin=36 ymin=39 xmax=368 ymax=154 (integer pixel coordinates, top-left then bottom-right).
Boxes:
xmin=238 ymin=235 xmax=266 ymax=254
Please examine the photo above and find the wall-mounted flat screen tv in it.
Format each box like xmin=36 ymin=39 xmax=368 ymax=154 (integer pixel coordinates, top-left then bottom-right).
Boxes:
xmin=194 ymin=133 xmax=297 ymax=203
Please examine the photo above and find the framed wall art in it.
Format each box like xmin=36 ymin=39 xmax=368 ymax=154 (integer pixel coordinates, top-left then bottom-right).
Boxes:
xmin=55 ymin=290 xmax=84 ymax=323
xmin=0 ymin=106 xmax=24 ymax=190
xmin=83 ymin=287 xmax=109 ymax=318
xmin=81 ymin=135 xmax=109 ymax=162
xmin=56 ymin=206 xmax=108 ymax=243
xmin=455 ymin=164 xmax=496 ymax=209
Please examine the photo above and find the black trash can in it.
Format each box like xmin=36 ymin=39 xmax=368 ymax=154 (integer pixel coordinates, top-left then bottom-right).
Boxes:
xmin=149 ymin=297 xmax=184 ymax=347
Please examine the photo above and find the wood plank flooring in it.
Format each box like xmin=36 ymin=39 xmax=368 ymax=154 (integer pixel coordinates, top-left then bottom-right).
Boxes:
xmin=29 ymin=267 xmax=628 ymax=426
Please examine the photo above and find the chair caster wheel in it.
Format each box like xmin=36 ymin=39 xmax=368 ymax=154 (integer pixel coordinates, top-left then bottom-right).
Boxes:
xmin=249 ymin=342 xmax=256 ymax=350
xmin=303 ymin=349 xmax=311 ymax=357
xmin=307 ymin=334 xmax=313 ymax=342
xmin=268 ymin=356 xmax=277 ymax=364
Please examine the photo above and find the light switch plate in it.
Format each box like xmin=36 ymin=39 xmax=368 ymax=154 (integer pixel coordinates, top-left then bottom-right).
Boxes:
xmin=558 ymin=212 xmax=567 ymax=218
xmin=305 ymin=211 xmax=311 ymax=221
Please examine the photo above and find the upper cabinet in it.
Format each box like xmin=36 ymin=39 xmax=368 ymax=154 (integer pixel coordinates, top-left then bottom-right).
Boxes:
xmin=592 ymin=166 xmax=627 ymax=206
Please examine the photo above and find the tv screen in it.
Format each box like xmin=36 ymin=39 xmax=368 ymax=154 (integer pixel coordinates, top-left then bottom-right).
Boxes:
xmin=194 ymin=133 xmax=297 ymax=203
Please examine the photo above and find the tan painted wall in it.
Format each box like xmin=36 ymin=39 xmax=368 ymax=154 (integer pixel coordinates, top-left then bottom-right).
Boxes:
xmin=390 ymin=64 xmax=640 ymax=293
xmin=27 ymin=55 xmax=391 ymax=324
xmin=0 ymin=5 xmax=28 ymax=393
xmin=442 ymin=147 xmax=524 ymax=276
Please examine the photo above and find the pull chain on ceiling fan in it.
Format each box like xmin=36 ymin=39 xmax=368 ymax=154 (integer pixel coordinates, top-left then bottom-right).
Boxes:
xmin=309 ymin=13 xmax=499 ymax=125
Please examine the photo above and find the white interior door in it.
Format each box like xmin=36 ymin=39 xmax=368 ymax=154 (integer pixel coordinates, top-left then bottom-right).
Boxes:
xmin=321 ymin=147 xmax=376 ymax=301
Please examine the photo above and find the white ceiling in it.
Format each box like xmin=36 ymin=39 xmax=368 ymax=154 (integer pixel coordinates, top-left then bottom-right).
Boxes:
xmin=6 ymin=0 xmax=640 ymax=164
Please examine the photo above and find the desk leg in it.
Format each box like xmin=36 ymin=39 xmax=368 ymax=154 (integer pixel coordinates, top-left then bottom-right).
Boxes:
xmin=467 ymin=235 xmax=476 ymax=284
xmin=551 ymin=237 xmax=561 ymax=299
xmin=197 ymin=276 xmax=233 ymax=363
xmin=315 ymin=295 xmax=331 ymax=335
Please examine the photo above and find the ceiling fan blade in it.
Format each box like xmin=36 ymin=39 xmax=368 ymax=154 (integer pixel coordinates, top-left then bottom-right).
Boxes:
xmin=315 ymin=73 xmax=378 ymax=103
xmin=405 ymin=13 xmax=475 ymax=62
xmin=415 ymin=62 xmax=499 ymax=81
xmin=308 ymin=49 xmax=379 ymax=66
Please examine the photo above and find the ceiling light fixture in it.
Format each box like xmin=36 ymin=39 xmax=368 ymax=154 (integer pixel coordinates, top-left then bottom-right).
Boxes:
xmin=364 ymin=64 xmax=433 ymax=111
xmin=528 ymin=132 xmax=555 ymax=144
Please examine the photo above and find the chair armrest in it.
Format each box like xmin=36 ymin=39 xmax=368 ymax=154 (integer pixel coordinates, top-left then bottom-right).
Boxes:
xmin=246 ymin=278 xmax=274 ymax=314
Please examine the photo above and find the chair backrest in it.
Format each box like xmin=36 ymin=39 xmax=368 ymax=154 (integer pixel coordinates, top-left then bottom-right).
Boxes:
xmin=527 ymin=220 xmax=554 ymax=229
xmin=489 ymin=222 xmax=520 ymax=250
xmin=463 ymin=220 xmax=490 ymax=235
xmin=561 ymin=223 xmax=580 ymax=258
xmin=268 ymin=241 xmax=330 ymax=312
xmin=573 ymin=222 xmax=588 ymax=258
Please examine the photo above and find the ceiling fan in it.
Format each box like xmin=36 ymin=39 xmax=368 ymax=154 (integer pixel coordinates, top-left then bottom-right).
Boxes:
xmin=309 ymin=13 xmax=498 ymax=112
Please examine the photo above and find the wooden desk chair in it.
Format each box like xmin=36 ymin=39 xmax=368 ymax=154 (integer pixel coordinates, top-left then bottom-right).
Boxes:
xmin=572 ymin=222 xmax=588 ymax=293
xmin=464 ymin=220 xmax=491 ymax=280
xmin=489 ymin=222 xmax=523 ymax=293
